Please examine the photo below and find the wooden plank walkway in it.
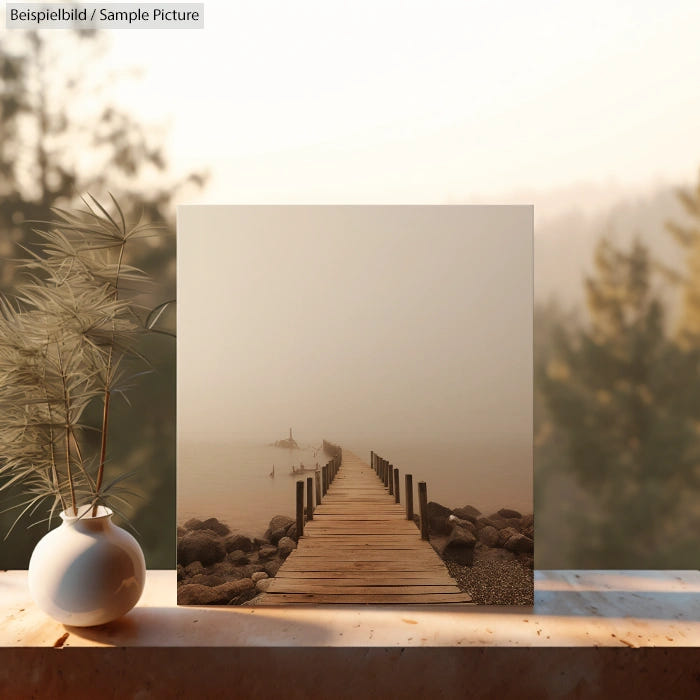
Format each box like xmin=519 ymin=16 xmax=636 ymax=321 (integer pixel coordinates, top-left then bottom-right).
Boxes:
xmin=259 ymin=451 xmax=472 ymax=605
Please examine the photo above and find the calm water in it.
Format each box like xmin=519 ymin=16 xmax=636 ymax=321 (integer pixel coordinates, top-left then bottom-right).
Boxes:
xmin=178 ymin=439 xmax=532 ymax=538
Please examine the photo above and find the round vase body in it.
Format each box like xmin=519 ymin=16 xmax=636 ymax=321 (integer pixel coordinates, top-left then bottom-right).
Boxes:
xmin=28 ymin=505 xmax=146 ymax=626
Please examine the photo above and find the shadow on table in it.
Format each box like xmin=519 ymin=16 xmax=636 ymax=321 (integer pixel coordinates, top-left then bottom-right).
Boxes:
xmin=533 ymin=589 xmax=700 ymax=621
xmin=65 ymin=604 xmax=336 ymax=646
xmin=532 ymin=570 xmax=700 ymax=621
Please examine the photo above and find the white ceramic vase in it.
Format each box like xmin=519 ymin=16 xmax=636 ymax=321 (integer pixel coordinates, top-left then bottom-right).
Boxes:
xmin=27 ymin=505 xmax=146 ymax=627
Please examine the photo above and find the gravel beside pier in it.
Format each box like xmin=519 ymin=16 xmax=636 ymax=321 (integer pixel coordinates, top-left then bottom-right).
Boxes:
xmin=445 ymin=557 xmax=534 ymax=606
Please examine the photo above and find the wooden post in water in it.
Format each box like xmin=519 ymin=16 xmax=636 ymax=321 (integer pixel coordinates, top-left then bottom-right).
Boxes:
xmin=306 ymin=476 xmax=313 ymax=521
xmin=296 ymin=480 xmax=304 ymax=538
xmin=388 ymin=464 xmax=394 ymax=495
xmin=393 ymin=468 xmax=400 ymax=504
xmin=418 ymin=481 xmax=429 ymax=540
xmin=315 ymin=471 xmax=321 ymax=506
xmin=405 ymin=474 xmax=413 ymax=520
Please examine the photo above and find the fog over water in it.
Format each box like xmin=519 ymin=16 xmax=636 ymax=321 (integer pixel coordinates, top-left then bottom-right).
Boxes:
xmin=178 ymin=206 xmax=532 ymax=532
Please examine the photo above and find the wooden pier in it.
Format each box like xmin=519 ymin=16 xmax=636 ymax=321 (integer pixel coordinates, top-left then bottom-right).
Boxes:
xmin=259 ymin=450 xmax=472 ymax=605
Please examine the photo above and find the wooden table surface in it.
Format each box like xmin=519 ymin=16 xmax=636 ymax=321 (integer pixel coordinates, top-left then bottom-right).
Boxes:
xmin=1 ymin=569 xmax=698 ymax=647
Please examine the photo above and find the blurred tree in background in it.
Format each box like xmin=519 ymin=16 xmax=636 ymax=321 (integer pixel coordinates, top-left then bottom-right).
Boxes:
xmin=0 ymin=31 xmax=204 ymax=567
xmin=536 ymin=173 xmax=700 ymax=568
xmin=668 ymin=176 xmax=700 ymax=346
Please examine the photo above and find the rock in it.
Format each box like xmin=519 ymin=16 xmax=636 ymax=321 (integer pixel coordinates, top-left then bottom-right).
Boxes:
xmin=476 ymin=516 xmax=505 ymax=531
xmin=224 ymin=534 xmax=253 ymax=553
xmin=264 ymin=559 xmax=282 ymax=577
xmin=504 ymin=533 xmax=534 ymax=554
xmin=241 ymin=593 xmax=267 ymax=607
xmin=183 ymin=517 xmax=230 ymax=536
xmin=484 ymin=513 xmax=509 ymax=530
xmin=264 ymin=515 xmax=294 ymax=542
xmin=441 ymin=525 xmax=477 ymax=565
xmin=177 ymin=526 xmax=186 ymax=538
xmin=228 ymin=588 xmax=259 ymax=606
xmin=452 ymin=505 xmax=481 ymax=523
xmin=258 ymin=545 xmax=278 ymax=560
xmin=286 ymin=523 xmax=298 ymax=542
xmin=254 ymin=537 xmax=271 ymax=548
xmin=237 ymin=563 xmax=265 ymax=578
xmin=176 ymin=564 xmax=185 ymax=581
xmin=478 ymin=525 xmax=500 ymax=547
xmin=520 ymin=514 xmax=534 ymax=530
xmin=251 ymin=572 xmax=268 ymax=583
xmin=498 ymin=527 xmax=520 ymax=548
xmin=523 ymin=525 xmax=534 ymax=540
xmin=429 ymin=535 xmax=450 ymax=558
xmin=183 ymin=518 xmax=204 ymax=531
xmin=277 ymin=536 xmax=296 ymax=558
xmin=498 ymin=508 xmax=522 ymax=520
xmin=504 ymin=518 xmax=523 ymax=530
xmin=178 ymin=584 xmax=220 ymax=605
xmin=184 ymin=561 xmax=204 ymax=577
xmin=198 ymin=518 xmax=231 ymax=536
xmin=267 ymin=528 xmax=288 ymax=545
xmin=256 ymin=578 xmax=273 ymax=593
xmin=473 ymin=545 xmax=517 ymax=563
xmin=208 ymin=561 xmax=244 ymax=579
xmin=188 ymin=574 xmax=226 ymax=587
xmin=208 ymin=578 xmax=255 ymax=604
xmin=227 ymin=549 xmax=250 ymax=565
xmin=427 ymin=501 xmax=453 ymax=535
xmin=178 ymin=530 xmax=226 ymax=566
xmin=448 ymin=515 xmax=476 ymax=534
xmin=518 ymin=553 xmax=535 ymax=569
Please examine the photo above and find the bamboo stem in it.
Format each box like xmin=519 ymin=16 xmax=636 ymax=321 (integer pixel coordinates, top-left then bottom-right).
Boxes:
xmin=55 ymin=341 xmax=76 ymax=515
xmin=93 ymin=241 xmax=126 ymax=516
xmin=42 ymin=342 xmax=65 ymax=511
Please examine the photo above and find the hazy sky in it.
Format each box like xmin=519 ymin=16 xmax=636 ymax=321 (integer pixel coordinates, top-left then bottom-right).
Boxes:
xmin=178 ymin=206 xmax=532 ymax=446
xmin=95 ymin=0 xmax=700 ymax=215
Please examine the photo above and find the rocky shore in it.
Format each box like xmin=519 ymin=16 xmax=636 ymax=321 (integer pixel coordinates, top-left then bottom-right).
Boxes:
xmin=423 ymin=503 xmax=534 ymax=605
xmin=177 ymin=515 xmax=298 ymax=606
xmin=176 ymin=502 xmax=533 ymax=606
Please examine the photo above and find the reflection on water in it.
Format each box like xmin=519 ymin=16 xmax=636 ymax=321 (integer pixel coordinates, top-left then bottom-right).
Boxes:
xmin=178 ymin=439 xmax=532 ymax=538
